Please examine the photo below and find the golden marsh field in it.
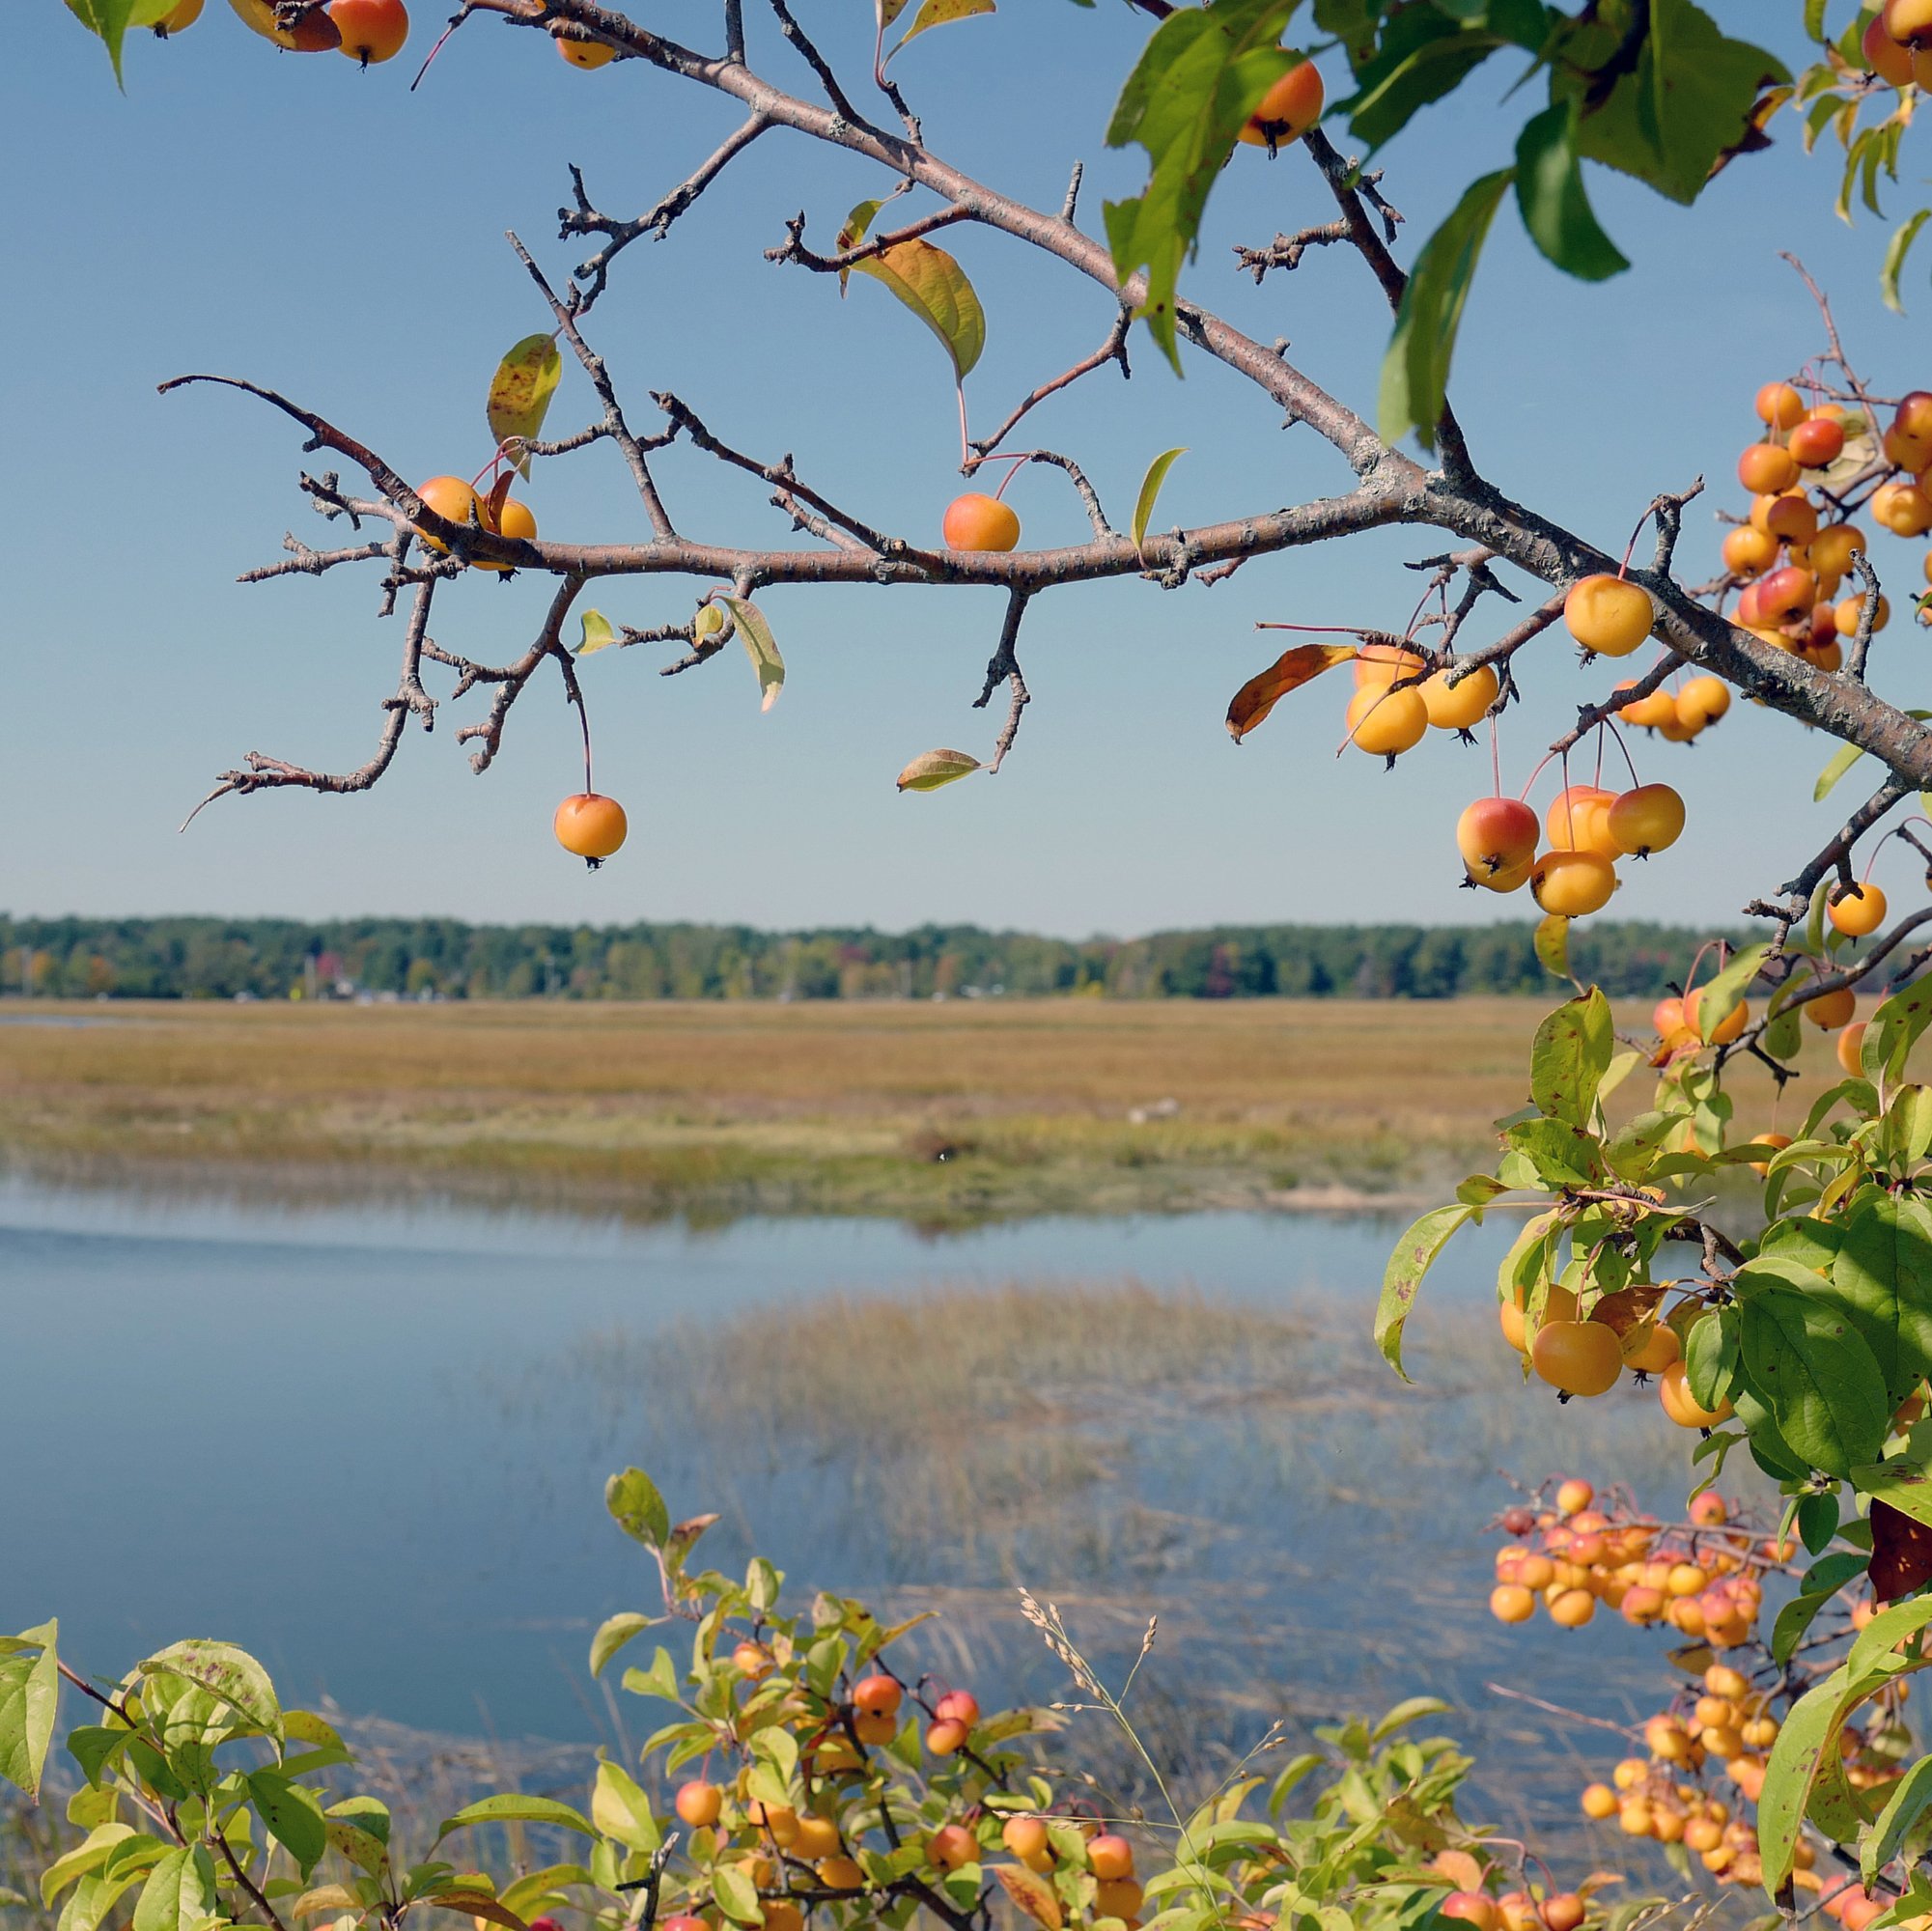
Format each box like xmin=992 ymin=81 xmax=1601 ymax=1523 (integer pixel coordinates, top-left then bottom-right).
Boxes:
xmin=0 ymin=994 xmax=1819 ymax=1219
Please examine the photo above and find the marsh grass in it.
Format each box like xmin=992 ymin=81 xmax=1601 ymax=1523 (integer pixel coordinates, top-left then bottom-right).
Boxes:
xmin=0 ymin=995 xmax=1754 ymax=1220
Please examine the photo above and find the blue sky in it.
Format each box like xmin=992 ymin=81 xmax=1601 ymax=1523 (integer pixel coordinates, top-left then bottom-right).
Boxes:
xmin=2 ymin=0 xmax=1927 ymax=936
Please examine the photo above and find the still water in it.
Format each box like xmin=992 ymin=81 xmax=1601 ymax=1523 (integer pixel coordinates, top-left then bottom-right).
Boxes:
xmin=0 ymin=1174 xmax=1743 ymax=1836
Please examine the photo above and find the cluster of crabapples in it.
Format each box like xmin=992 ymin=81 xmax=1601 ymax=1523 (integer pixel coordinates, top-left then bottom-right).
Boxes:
xmin=1722 ymin=376 xmax=1932 ymax=674
xmin=1426 ymin=1849 xmax=1589 ymax=1931
xmin=1498 ymin=1270 xmax=1730 ymax=1419
xmin=1862 ymin=0 xmax=1932 ymax=92
xmin=407 ymin=474 xmax=631 ymax=867
xmin=154 ymin=0 xmax=627 ymax=70
xmin=660 ymin=1661 xmax=1144 ymax=1931
xmin=1488 ymin=1482 xmax=1766 ymax=1646
xmin=1486 ymin=1481 xmax=1918 ymax=1913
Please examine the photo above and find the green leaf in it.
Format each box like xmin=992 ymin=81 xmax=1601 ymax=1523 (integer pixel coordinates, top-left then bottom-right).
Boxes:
xmin=1691 ymin=942 xmax=1768 ymax=1042
xmin=589 ymin=1612 xmax=653 ymax=1679
xmin=129 ymin=1848 xmax=215 ymax=1931
xmin=1736 ymin=1263 xmax=1892 ymax=1476
xmin=1368 ymin=1696 xmax=1450 ymax=1741
xmin=435 ymin=1796 xmax=596 ymax=1845
xmin=1853 ymin=1459 xmax=1932 ymax=1530
xmin=895 ymin=748 xmax=981 ymax=793
xmin=591 ymin=1761 xmax=660 ymax=1854
xmin=1685 ymin=1306 xmax=1739 ymax=1413
xmin=1882 ymin=210 xmax=1931 ymax=314
xmin=1103 ymin=0 xmax=1299 ymax=370
xmin=487 ymin=335 xmax=563 ymax=474
xmin=1341 ymin=6 xmax=1507 ymax=151
xmin=576 ymin=611 xmax=617 ymax=658
xmin=0 ymin=1622 xmax=58 ymax=1799
xmin=1529 ymin=988 xmax=1614 ymax=1130
xmin=1130 ymin=447 xmax=1188 ymax=550
xmin=1863 ymin=980 xmax=1932 ymax=1093
xmin=1376 ymin=1203 xmax=1474 ymax=1380
xmin=138 ymin=1640 xmax=280 ymax=1743
xmin=1831 ymin=1189 xmax=1932 ymax=1402
xmin=63 ymin=0 xmax=176 ymax=86
xmin=711 ymin=1863 xmax=762 ymax=1925
xmin=848 ymin=239 xmax=986 ymax=381
xmin=1379 ymin=168 xmax=1512 ymax=450
xmin=604 ymin=1468 xmax=671 ymax=1548
xmin=1564 ymin=0 xmax=1787 ymax=207
xmin=247 ymin=1772 xmax=327 ymax=1874
xmin=1862 ymin=1753 xmax=1932 ymax=1885
xmin=38 ymin=1827 xmax=134 ymax=1907
xmin=619 ymin=1647 xmax=681 ymax=1705
xmin=1772 ymin=1592 xmax=1834 ymax=1665
xmin=1815 ymin=739 xmax=1866 ymax=802
xmin=1513 ymin=100 xmax=1630 ymax=281
xmin=1849 ymin=1592 xmax=1932 ymax=1677
xmin=718 ymin=597 xmax=784 ymax=714
xmin=1533 ymin=912 xmax=1569 ymax=980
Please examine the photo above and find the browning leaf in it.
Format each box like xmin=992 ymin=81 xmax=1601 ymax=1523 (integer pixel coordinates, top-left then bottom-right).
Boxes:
xmin=993 ymin=1865 xmax=1062 ymax=1931
xmin=890 ymin=0 xmax=994 ymax=59
xmin=1588 ymin=1283 xmax=1667 ymax=1337
xmin=1224 ymin=642 xmax=1356 ymax=742
xmin=1871 ymin=1497 xmax=1932 ymax=1603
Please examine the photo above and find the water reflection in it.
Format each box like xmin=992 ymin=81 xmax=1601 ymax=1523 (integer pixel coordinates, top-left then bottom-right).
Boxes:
xmin=2 ymin=1177 xmax=1771 ymax=1864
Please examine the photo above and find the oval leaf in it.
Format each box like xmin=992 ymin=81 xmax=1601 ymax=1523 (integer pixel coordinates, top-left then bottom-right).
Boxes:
xmin=890 ymin=0 xmax=994 ymax=59
xmin=487 ymin=335 xmax=563 ymax=472
xmin=435 ymin=1796 xmax=595 ymax=1844
xmin=850 ymin=239 xmax=985 ymax=380
xmin=1224 ymin=643 xmax=1357 ymax=743
xmin=1377 ymin=1204 xmax=1474 ymax=1382
xmin=896 ymin=748 xmax=981 ymax=793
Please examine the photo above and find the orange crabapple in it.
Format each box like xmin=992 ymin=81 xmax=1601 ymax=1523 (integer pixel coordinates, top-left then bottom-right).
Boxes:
xmin=1837 ymin=1020 xmax=1869 ymax=1077
xmin=852 ymin=1674 xmax=903 ymax=1718
xmin=1660 ymin=1358 xmax=1732 ymax=1427
xmin=1087 ymin=1837 xmax=1135 ymax=1882
xmin=1756 ymin=564 xmax=1817 ymax=625
xmin=675 ymin=1781 xmax=722 ymax=1829
xmin=1344 ymin=686 xmax=1428 ymax=757
xmin=1751 ymin=492 xmax=1820 ymax=545
xmin=762 ymin=1904 xmax=804 ymax=1931
xmin=1755 ymin=381 xmax=1807 ymax=430
xmin=1805 ymin=985 xmax=1858 ymax=1028
xmin=1235 ymin=57 xmax=1324 ymax=146
xmin=1835 ymin=591 xmax=1889 ymax=635
xmin=1612 ymin=682 xmax=1679 ymax=730
xmin=793 ymin=1814 xmax=843 ymax=1861
xmin=1789 ymin=414 xmax=1847 ymax=468
xmin=1095 ymin=1880 xmax=1143 ymax=1920
xmin=1748 ymin=1131 xmax=1792 ymax=1177
xmin=326 ymin=0 xmax=407 ymax=63
xmin=1421 ymin=663 xmax=1498 ymax=730
xmin=1001 ymin=1818 xmax=1052 ymax=1869
xmin=817 ymin=1858 xmax=866 ymax=1893
xmin=1545 ymin=785 xmax=1618 ymax=858
xmin=1606 ymin=783 xmax=1684 ymax=857
xmin=1678 ymin=675 xmax=1730 ymax=727
xmin=1873 ymin=482 xmax=1932 ymax=538
xmin=942 ymin=493 xmax=1020 ymax=551
xmin=1898 ymin=390 xmax=1932 ymax=439
xmin=1532 ymin=850 xmax=1617 ymax=917
xmin=1737 ymin=443 xmax=1800 ymax=494
xmin=1532 ymin=1320 xmax=1623 ymax=1395
xmin=926 ymin=1718 xmax=970 ymax=1755
xmin=557 ymin=30 xmax=618 ymax=66
xmin=1721 ymin=524 xmax=1778 ymax=578
xmin=934 ymin=1691 xmax=980 ymax=1726
xmin=1457 ymin=796 xmax=1540 ymax=879
xmin=1689 ymin=1492 xmax=1729 ymax=1527
xmin=1828 ymin=882 xmax=1888 ymax=937
xmin=412 ymin=475 xmax=478 ymax=552
xmin=1441 ymin=1895 xmax=1498 ymax=1931
xmin=1564 ymin=574 xmax=1655 ymax=656
xmin=1582 ymin=1784 xmax=1618 ymax=1819
xmin=155 ymin=0 xmax=204 ymax=29
xmin=553 ymin=793 xmax=628 ymax=863
xmin=1621 ymin=1323 xmax=1681 ymax=1374
xmin=1490 ymin=1583 xmax=1535 ymax=1622
xmin=1864 ymin=11 xmax=1918 ymax=81
xmin=1554 ymin=1477 xmax=1594 ymax=1514
xmin=1352 ymin=643 xmax=1426 ymax=686
xmin=1683 ymin=984 xmax=1747 ymax=1046
xmin=927 ymin=1826 xmax=977 ymax=1871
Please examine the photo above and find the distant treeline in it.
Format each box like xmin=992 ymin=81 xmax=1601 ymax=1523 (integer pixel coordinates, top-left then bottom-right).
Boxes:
xmin=0 ymin=915 xmax=1754 ymax=1003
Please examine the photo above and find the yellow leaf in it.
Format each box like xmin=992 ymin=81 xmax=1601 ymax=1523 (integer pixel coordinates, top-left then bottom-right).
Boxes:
xmin=896 ymin=748 xmax=981 ymax=792
xmin=1130 ymin=447 xmax=1186 ymax=550
xmin=292 ymin=1889 xmax=360 ymax=1919
xmin=718 ymin=596 xmax=783 ymax=713
xmin=425 ymin=1896 xmax=527 ymax=1931
xmin=1223 ymin=643 xmax=1356 ymax=742
xmin=891 ymin=0 xmax=994 ymax=59
xmin=487 ymin=335 xmax=562 ymax=476
xmin=576 ymin=610 xmax=617 ymax=657
xmin=875 ymin=0 xmax=912 ymax=29
xmin=850 ymin=239 xmax=985 ymax=380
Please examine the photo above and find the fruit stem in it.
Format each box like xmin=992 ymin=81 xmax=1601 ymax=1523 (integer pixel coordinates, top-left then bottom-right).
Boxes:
xmin=1516 ymin=749 xmax=1558 ymax=803
xmin=1604 ymin=718 xmax=1640 ymax=790
xmin=1489 ymin=714 xmax=1501 ymax=798
xmin=956 ymin=379 xmax=970 ymax=473
xmin=988 ymin=455 xmax=1032 ymax=503
xmin=1616 ymin=507 xmax=1653 ymax=578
